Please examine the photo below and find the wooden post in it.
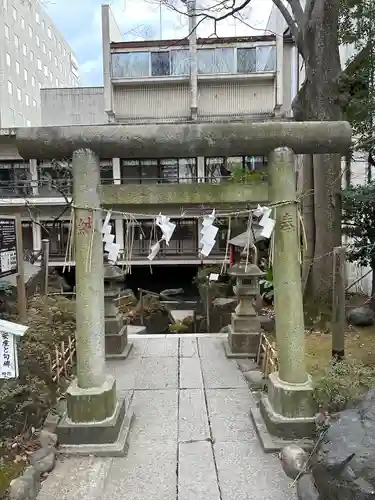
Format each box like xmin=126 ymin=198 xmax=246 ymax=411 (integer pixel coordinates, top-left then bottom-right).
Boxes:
xmin=206 ymin=279 xmax=210 ymax=333
xmin=332 ymin=246 xmax=346 ymax=360
xmin=139 ymin=290 xmax=144 ymax=325
xmin=15 ymin=212 xmax=27 ymax=323
xmin=41 ymin=239 xmax=50 ymax=295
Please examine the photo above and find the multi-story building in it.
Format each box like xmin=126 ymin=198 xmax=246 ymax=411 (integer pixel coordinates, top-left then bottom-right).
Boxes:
xmin=0 ymin=4 xmax=295 ymax=271
xmin=0 ymin=0 xmax=80 ymax=128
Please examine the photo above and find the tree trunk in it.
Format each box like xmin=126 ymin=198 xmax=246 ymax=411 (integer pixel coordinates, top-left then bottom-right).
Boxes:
xmin=300 ymin=154 xmax=315 ymax=295
xmin=292 ymin=0 xmax=343 ymax=304
xmin=370 ymin=262 xmax=375 ymax=312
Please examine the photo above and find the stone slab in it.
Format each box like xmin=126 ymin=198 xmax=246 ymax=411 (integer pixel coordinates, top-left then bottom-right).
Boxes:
xmin=170 ymin=309 xmax=194 ymax=322
xmin=201 ymin=356 xmax=248 ymax=389
xmin=180 ymin=338 xmax=198 ymax=357
xmin=178 ymin=441 xmax=221 ymax=500
xmin=37 ymin=456 xmax=112 ymax=500
xmin=143 ymin=338 xmax=179 ymax=357
xmin=102 ymin=441 xmax=177 ymax=500
xmin=105 ymin=357 xmax=140 ymax=392
xmin=135 ymin=357 xmax=178 ymax=389
xmin=206 ymin=388 xmax=256 ymax=442
xmin=128 ymin=390 xmax=178 ymax=443
xmin=179 ymin=389 xmax=210 ymax=443
xmin=214 ymin=441 xmax=291 ymax=500
xmin=105 ymin=341 xmax=133 ymax=361
xmin=179 ymin=357 xmax=203 ymax=389
xmin=58 ymin=409 xmax=134 ymax=457
xmin=127 ymin=325 xmax=147 ymax=335
xmin=198 ymin=337 xmax=226 ymax=359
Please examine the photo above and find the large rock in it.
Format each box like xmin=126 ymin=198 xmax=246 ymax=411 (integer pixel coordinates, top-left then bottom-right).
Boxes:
xmin=280 ymin=444 xmax=308 ymax=480
xmin=210 ymin=297 xmax=237 ymax=333
xmin=297 ymin=474 xmax=319 ymax=500
xmin=29 ymin=447 xmax=56 ymax=474
xmin=347 ymin=307 xmax=375 ymax=327
xmin=311 ymin=388 xmax=375 ymax=499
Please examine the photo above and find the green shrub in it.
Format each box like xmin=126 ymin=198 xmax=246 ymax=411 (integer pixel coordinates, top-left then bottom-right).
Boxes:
xmin=0 ymin=294 xmax=76 ymax=437
xmin=313 ymin=359 xmax=375 ymax=413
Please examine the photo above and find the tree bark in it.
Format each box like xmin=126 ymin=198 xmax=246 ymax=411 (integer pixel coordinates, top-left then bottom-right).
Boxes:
xmin=292 ymin=0 xmax=343 ymax=303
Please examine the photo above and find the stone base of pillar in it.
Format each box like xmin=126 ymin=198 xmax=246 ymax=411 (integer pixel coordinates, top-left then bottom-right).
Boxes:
xmin=56 ymin=375 xmax=134 ymax=456
xmin=258 ymin=371 xmax=316 ymax=440
xmin=105 ymin=325 xmax=133 ymax=360
xmin=105 ymin=314 xmax=123 ymax=335
xmin=223 ymin=325 xmax=260 ymax=358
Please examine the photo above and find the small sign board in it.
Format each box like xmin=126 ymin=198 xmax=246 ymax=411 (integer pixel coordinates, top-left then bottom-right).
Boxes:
xmin=0 ymin=319 xmax=28 ymax=379
xmin=0 ymin=216 xmax=18 ymax=278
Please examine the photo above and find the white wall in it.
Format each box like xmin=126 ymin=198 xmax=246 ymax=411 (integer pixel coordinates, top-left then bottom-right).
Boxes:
xmin=41 ymin=87 xmax=108 ymax=126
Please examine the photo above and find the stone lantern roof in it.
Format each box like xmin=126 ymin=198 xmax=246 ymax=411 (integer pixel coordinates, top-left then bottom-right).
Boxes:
xmin=228 ymin=247 xmax=265 ymax=279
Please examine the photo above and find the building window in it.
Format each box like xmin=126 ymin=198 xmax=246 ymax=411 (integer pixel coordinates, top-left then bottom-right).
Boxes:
xmin=5 ymin=52 xmax=11 ymax=67
xmin=18 ymin=113 xmax=24 ymax=125
xmin=151 ymin=52 xmax=170 ymax=76
xmin=32 ymin=99 xmax=37 ymax=108
xmin=12 ymin=6 xmax=16 ymax=20
xmin=47 ymin=26 xmax=52 ymax=39
xmin=36 ymin=12 xmax=40 ymax=24
xmin=24 ymin=68 xmax=28 ymax=82
xmin=53 ymin=34 xmax=56 ymax=46
xmin=30 ymin=50 xmax=34 ymax=62
xmin=171 ymin=49 xmax=189 ymax=75
xmin=26 ymin=120 xmax=31 ymax=127
xmin=31 ymin=75 xmax=35 ymax=87
xmin=25 ymin=94 xmax=29 ymax=106
xmin=49 ymin=71 xmax=53 ymax=82
xmin=237 ymin=45 xmax=276 ymax=73
xmin=59 ymin=62 xmax=63 ymax=72
xmin=54 ymin=56 xmax=58 ymax=67
xmin=9 ymin=109 xmax=15 ymax=125
xmin=111 ymin=52 xmax=149 ymax=78
xmin=42 ymin=42 xmax=46 ymax=54
xmin=63 ymin=48 xmax=66 ymax=57
xmin=7 ymin=81 xmax=13 ymax=95
xmin=36 ymin=35 xmax=40 ymax=47
xmin=198 ymin=48 xmax=234 ymax=74
xmin=43 ymin=65 xmax=48 ymax=77
xmin=3 ymin=0 xmax=7 ymax=11
xmin=58 ymin=41 xmax=62 ymax=53
xmin=55 ymin=77 xmax=59 ymax=87
xmin=4 ymin=24 xmax=9 ymax=39
xmin=14 ymin=34 xmax=19 ymax=48
xmin=48 ymin=49 xmax=52 ymax=61
xmin=16 ymin=88 xmax=21 ymax=101
xmin=28 ymin=25 xmax=33 ymax=37
xmin=22 ymin=43 xmax=27 ymax=56
xmin=42 ymin=20 xmax=45 ymax=30
xmin=20 ymin=16 xmax=25 ymax=29
xmin=15 ymin=61 xmax=20 ymax=74
xmin=37 ymin=58 xmax=42 ymax=70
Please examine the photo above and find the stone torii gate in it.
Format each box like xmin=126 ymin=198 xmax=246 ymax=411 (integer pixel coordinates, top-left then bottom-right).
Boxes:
xmin=16 ymin=121 xmax=351 ymax=453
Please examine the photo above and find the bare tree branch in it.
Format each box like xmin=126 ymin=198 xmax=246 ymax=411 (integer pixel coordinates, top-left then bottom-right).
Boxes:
xmin=303 ymin=0 xmax=316 ymax=24
xmin=271 ymin=0 xmax=303 ymax=54
xmin=284 ymin=0 xmax=304 ymax=28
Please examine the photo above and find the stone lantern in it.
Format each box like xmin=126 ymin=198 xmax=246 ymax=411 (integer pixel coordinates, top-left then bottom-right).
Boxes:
xmin=224 ymin=244 xmax=265 ymax=358
xmin=104 ymin=256 xmax=133 ymax=359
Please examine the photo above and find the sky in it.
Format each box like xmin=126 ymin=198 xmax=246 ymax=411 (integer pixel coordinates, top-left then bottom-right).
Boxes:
xmin=44 ymin=0 xmax=272 ymax=86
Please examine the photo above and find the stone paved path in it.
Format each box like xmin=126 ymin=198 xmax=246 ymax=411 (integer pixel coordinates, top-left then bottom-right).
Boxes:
xmin=37 ymin=335 xmax=293 ymax=500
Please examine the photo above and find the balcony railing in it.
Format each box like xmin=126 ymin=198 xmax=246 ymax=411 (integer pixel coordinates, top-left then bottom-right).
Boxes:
xmin=39 ymin=247 xmax=227 ymax=262
xmin=0 ymin=174 xmax=267 ymax=198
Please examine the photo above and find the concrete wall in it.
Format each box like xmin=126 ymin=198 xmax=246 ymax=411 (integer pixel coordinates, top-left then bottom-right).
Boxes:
xmin=41 ymin=87 xmax=108 ymax=126
xmin=113 ymin=78 xmax=275 ymax=122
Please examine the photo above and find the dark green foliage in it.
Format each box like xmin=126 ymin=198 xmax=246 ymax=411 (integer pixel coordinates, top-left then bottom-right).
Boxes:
xmin=342 ymin=182 xmax=375 ymax=269
xmin=0 ymin=295 xmax=76 ymax=437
